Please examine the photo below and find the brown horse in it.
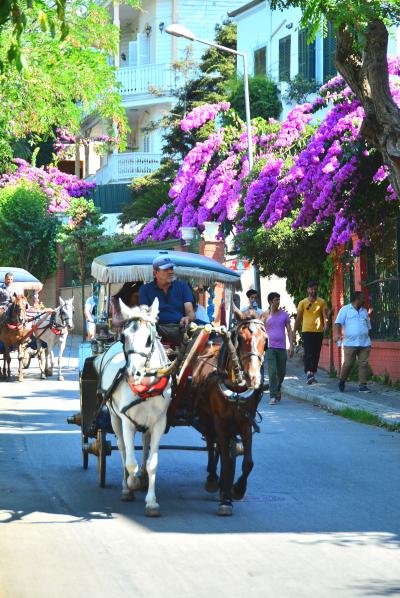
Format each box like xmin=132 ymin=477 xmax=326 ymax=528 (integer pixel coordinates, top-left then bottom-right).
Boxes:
xmin=0 ymin=295 xmax=29 ymax=380
xmin=190 ymin=311 xmax=267 ymax=516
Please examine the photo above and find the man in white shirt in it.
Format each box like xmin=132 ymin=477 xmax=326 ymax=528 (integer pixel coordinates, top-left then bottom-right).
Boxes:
xmin=334 ymin=291 xmax=372 ymax=393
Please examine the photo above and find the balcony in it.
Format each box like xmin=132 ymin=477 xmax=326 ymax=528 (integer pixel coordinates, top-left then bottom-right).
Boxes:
xmin=94 ymin=152 xmax=162 ymax=184
xmin=116 ymin=63 xmax=179 ymax=98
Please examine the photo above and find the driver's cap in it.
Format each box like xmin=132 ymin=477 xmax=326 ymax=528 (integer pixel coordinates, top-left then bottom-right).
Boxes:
xmin=153 ymin=256 xmax=175 ymax=270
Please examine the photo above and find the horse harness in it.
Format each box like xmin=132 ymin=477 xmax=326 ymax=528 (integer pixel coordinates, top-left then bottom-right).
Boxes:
xmin=97 ymin=317 xmax=170 ymax=433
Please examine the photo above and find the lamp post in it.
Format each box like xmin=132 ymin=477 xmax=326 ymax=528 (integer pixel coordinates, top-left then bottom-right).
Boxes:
xmin=165 ymin=24 xmax=253 ymax=170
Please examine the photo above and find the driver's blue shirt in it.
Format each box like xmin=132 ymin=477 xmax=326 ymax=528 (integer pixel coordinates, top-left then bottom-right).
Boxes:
xmin=139 ymin=280 xmax=193 ymax=324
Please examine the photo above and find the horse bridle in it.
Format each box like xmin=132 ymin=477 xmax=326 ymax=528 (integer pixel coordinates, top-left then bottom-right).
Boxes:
xmin=50 ymin=303 xmax=73 ymax=333
xmin=121 ymin=316 xmax=157 ymax=371
xmin=6 ymin=301 xmax=26 ymax=329
xmin=235 ymin=319 xmax=266 ymax=368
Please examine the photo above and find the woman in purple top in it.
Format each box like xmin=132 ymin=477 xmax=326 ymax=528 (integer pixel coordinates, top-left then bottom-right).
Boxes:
xmin=263 ymin=292 xmax=294 ymax=405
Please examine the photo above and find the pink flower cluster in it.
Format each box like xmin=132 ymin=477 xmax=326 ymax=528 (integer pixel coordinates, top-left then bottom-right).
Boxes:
xmin=0 ymin=159 xmax=95 ymax=213
xmin=180 ymin=102 xmax=230 ymax=132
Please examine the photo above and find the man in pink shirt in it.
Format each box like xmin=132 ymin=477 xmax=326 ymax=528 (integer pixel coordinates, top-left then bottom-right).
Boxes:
xmin=263 ymin=292 xmax=294 ymax=405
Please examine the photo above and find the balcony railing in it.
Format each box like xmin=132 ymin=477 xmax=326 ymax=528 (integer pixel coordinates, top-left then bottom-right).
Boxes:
xmin=95 ymin=152 xmax=162 ymax=184
xmin=116 ymin=63 xmax=179 ymax=97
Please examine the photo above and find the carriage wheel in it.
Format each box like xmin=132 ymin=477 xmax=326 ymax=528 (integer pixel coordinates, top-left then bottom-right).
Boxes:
xmin=82 ymin=432 xmax=89 ymax=470
xmin=97 ymin=429 xmax=111 ymax=488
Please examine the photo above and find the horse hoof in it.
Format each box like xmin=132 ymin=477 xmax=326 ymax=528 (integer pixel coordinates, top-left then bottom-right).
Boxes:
xmin=45 ymin=370 xmax=52 ymax=377
xmin=145 ymin=505 xmax=161 ymax=517
xmin=58 ymin=375 xmax=64 ymax=381
xmin=40 ymin=373 xmax=47 ymax=380
xmin=121 ymin=491 xmax=135 ymax=502
xmin=18 ymin=376 xmax=23 ymax=382
xmin=204 ymin=478 xmax=219 ymax=493
xmin=217 ymin=503 xmax=233 ymax=516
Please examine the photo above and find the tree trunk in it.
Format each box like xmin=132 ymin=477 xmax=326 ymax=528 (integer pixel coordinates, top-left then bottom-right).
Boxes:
xmin=335 ymin=20 xmax=400 ymax=199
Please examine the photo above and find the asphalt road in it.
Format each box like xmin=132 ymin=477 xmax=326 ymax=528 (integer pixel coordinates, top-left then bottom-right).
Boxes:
xmin=1 ymin=341 xmax=400 ymax=598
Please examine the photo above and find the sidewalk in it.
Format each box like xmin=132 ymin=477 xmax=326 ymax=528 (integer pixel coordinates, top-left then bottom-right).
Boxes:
xmin=281 ymin=355 xmax=400 ymax=427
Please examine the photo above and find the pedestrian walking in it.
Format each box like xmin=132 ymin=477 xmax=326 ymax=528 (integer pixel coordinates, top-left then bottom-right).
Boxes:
xmin=241 ymin=289 xmax=263 ymax=317
xmin=334 ymin=290 xmax=372 ymax=393
xmin=263 ymin=292 xmax=294 ymax=405
xmin=84 ymin=294 xmax=97 ymax=340
xmin=293 ymin=281 xmax=328 ymax=384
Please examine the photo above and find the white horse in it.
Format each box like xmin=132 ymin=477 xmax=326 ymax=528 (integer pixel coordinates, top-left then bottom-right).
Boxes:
xmin=35 ymin=297 xmax=74 ymax=381
xmin=94 ymin=298 xmax=172 ymax=517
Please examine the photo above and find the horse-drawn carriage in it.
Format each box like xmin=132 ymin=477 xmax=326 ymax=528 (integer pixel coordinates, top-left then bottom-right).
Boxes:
xmin=0 ymin=266 xmax=74 ymax=380
xmin=68 ymin=249 xmax=267 ymax=516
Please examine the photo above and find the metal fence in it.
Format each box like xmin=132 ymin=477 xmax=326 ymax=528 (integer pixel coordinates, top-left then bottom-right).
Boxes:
xmin=366 ymin=278 xmax=400 ymax=340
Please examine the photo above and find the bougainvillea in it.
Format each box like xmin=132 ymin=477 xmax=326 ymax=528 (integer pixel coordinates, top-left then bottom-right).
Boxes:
xmin=134 ymin=59 xmax=400 ymax=253
xmin=0 ymin=159 xmax=95 ymax=213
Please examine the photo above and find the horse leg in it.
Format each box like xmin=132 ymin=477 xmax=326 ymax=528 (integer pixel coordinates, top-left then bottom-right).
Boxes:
xmin=111 ymin=412 xmax=134 ymax=501
xmin=121 ymin=419 xmax=141 ymax=493
xmin=215 ymin=422 xmax=235 ymax=516
xmin=17 ymin=344 xmax=23 ymax=381
xmin=139 ymin=431 xmax=150 ymax=491
xmin=204 ymin=434 xmax=219 ymax=493
xmin=144 ymin=415 xmax=166 ymax=517
xmin=4 ymin=346 xmax=11 ymax=378
xmin=37 ymin=342 xmax=47 ymax=379
xmin=57 ymin=338 xmax=66 ymax=381
xmin=43 ymin=342 xmax=53 ymax=377
xmin=232 ymin=425 xmax=253 ymax=501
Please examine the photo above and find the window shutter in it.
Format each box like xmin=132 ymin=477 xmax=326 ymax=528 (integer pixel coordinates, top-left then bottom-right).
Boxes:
xmin=299 ymin=28 xmax=315 ymax=80
xmin=137 ymin=32 xmax=149 ymax=66
xmin=279 ymin=35 xmax=291 ymax=81
xmin=323 ymin=22 xmax=337 ymax=80
xmin=254 ymin=46 xmax=266 ymax=76
xmin=129 ymin=41 xmax=137 ymax=66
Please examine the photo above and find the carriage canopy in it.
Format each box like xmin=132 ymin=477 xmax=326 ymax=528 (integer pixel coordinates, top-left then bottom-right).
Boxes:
xmin=91 ymin=249 xmax=242 ymax=290
xmin=0 ymin=267 xmax=42 ymax=292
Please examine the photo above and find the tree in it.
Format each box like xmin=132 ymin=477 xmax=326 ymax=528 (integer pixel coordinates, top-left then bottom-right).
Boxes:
xmin=120 ymin=21 xmax=238 ymax=225
xmin=0 ymin=181 xmax=59 ymax=279
xmin=270 ymin=0 xmax=400 ymax=200
xmin=57 ymin=198 xmax=107 ymax=340
xmin=0 ymin=0 xmax=131 ymax=174
xmin=229 ymin=75 xmax=282 ymax=120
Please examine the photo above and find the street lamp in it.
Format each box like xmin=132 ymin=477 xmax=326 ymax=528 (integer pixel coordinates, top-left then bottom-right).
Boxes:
xmin=165 ymin=24 xmax=253 ymax=170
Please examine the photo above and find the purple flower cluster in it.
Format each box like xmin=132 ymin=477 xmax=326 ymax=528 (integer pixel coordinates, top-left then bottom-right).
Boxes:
xmin=0 ymin=159 xmax=95 ymax=213
xmin=180 ymin=102 xmax=230 ymax=132
xmin=135 ymin=64 xmax=399 ymax=252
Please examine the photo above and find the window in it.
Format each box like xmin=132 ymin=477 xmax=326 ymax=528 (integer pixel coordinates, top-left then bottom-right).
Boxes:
xmin=254 ymin=46 xmax=266 ymax=76
xmin=298 ymin=28 xmax=316 ymax=81
xmin=323 ymin=21 xmax=337 ymax=81
xmin=279 ymin=35 xmax=291 ymax=81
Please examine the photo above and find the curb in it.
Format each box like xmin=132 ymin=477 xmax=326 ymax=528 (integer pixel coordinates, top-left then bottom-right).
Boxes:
xmin=282 ymin=379 xmax=400 ymax=426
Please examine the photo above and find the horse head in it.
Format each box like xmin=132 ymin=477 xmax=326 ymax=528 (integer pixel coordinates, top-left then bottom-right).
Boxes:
xmin=234 ymin=310 xmax=267 ymax=389
xmin=58 ymin=296 xmax=74 ymax=330
xmin=8 ymin=294 xmax=27 ymax=327
xmin=119 ymin=298 xmax=159 ymax=383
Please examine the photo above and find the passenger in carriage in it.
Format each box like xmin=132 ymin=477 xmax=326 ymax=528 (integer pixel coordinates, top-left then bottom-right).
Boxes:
xmin=139 ymin=256 xmax=195 ymax=345
xmin=110 ymin=281 xmax=143 ymax=332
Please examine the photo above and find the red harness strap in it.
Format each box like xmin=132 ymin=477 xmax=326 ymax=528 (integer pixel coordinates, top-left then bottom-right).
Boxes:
xmin=51 ymin=326 xmax=66 ymax=336
xmin=128 ymin=376 xmax=169 ymax=399
xmin=7 ymin=323 xmax=23 ymax=331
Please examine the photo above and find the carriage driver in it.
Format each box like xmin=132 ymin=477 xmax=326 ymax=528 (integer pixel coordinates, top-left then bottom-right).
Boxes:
xmin=139 ymin=256 xmax=195 ymax=345
xmin=0 ymin=272 xmax=16 ymax=312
